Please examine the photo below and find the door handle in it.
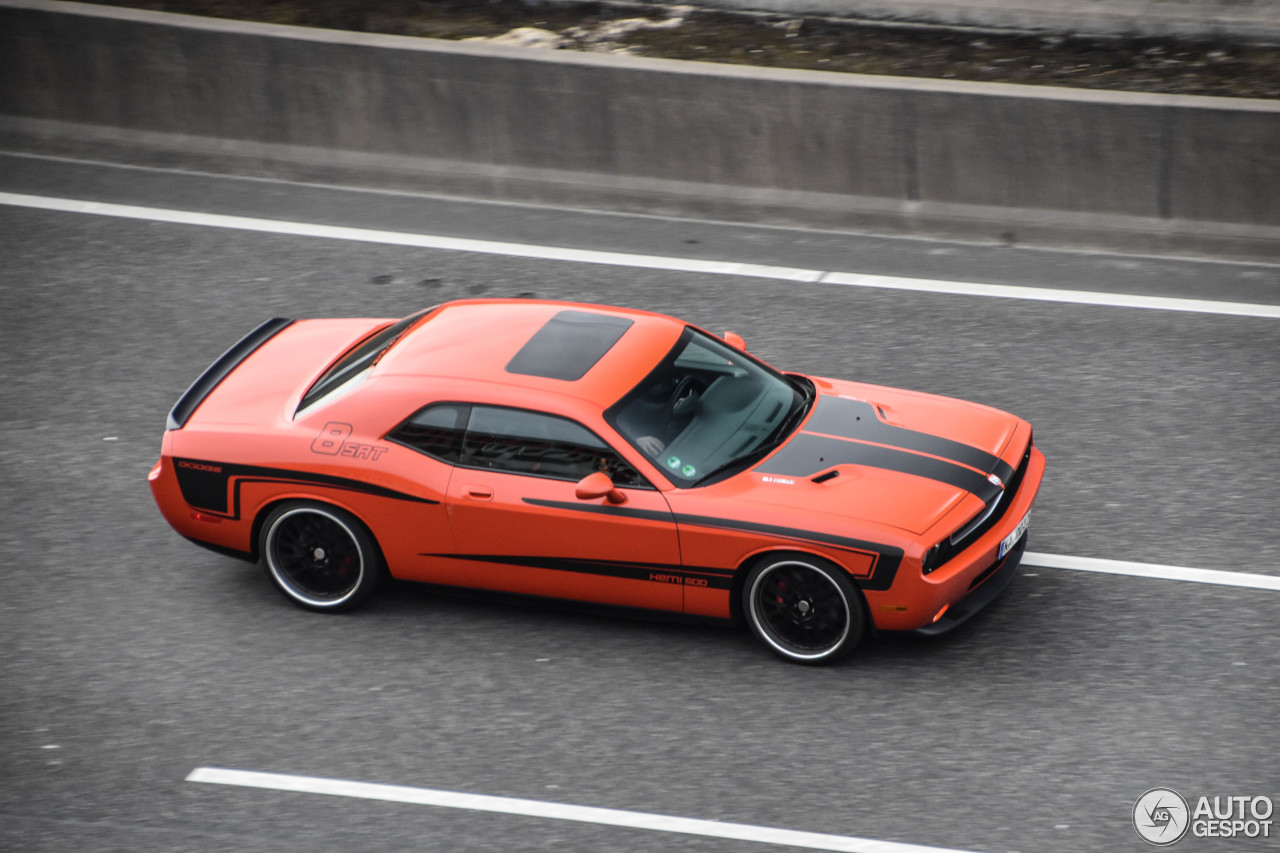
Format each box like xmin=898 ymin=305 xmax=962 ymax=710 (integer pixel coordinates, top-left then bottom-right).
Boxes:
xmin=464 ymin=485 xmax=494 ymax=501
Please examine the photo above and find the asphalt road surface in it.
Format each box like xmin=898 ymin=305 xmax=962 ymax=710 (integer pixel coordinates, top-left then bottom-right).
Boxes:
xmin=2 ymin=152 xmax=1278 ymax=853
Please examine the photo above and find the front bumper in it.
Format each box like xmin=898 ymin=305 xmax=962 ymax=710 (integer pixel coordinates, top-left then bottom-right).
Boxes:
xmin=863 ymin=441 xmax=1043 ymax=632
xmin=911 ymin=534 xmax=1027 ymax=636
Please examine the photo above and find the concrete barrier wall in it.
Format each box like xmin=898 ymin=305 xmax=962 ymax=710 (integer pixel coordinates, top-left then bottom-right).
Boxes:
xmin=2 ymin=0 xmax=1278 ymax=252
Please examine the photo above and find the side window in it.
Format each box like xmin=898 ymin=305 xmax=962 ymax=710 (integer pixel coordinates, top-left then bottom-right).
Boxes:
xmin=388 ymin=404 xmax=470 ymax=463
xmin=462 ymin=406 xmax=647 ymax=488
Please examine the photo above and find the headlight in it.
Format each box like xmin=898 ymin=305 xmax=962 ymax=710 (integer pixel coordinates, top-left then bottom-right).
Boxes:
xmin=922 ymin=543 xmax=943 ymax=574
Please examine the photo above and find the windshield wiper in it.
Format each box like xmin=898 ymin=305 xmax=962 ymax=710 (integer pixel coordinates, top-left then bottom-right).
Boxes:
xmin=768 ymin=376 xmax=814 ymax=444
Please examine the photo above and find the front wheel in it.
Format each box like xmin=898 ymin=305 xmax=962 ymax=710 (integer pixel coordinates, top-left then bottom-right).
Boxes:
xmin=743 ymin=555 xmax=864 ymax=664
xmin=259 ymin=502 xmax=381 ymax=612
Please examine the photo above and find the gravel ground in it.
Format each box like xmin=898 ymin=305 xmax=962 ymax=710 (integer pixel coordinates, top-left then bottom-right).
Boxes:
xmin=84 ymin=0 xmax=1280 ymax=99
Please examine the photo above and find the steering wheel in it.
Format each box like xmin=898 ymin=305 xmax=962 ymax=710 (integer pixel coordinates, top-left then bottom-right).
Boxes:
xmin=666 ymin=375 xmax=700 ymax=417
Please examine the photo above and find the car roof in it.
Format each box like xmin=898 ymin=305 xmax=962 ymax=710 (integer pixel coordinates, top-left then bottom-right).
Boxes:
xmin=371 ymin=299 xmax=687 ymax=410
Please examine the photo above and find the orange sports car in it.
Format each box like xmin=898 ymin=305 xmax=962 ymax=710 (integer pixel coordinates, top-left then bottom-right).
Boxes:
xmin=150 ymin=299 xmax=1044 ymax=664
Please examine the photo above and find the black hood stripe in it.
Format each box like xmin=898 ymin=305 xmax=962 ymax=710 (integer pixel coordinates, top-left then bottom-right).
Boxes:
xmin=758 ymin=433 xmax=1002 ymax=503
xmin=801 ymin=396 xmax=1015 ymax=484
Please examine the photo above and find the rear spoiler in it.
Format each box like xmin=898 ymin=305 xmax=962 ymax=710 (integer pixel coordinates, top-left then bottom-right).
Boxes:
xmin=167 ymin=318 xmax=294 ymax=430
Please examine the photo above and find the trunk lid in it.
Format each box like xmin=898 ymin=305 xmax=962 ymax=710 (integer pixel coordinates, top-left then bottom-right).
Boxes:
xmin=178 ymin=318 xmax=388 ymax=429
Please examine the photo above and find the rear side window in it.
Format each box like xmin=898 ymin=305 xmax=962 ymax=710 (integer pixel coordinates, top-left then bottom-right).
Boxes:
xmin=298 ymin=309 xmax=432 ymax=413
xmin=388 ymin=403 xmax=470 ymax=463
xmin=462 ymin=406 xmax=646 ymax=487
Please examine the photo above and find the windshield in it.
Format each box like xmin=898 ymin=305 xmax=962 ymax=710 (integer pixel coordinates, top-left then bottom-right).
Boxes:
xmin=605 ymin=328 xmax=810 ymax=487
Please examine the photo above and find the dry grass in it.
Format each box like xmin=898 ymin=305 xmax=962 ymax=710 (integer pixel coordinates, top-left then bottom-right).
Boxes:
xmin=83 ymin=0 xmax=1280 ymax=98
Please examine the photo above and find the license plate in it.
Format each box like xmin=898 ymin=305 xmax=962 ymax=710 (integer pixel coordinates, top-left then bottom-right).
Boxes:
xmin=999 ymin=512 xmax=1030 ymax=558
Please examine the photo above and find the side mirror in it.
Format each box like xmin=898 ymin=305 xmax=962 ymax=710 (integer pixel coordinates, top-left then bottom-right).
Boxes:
xmin=723 ymin=331 xmax=746 ymax=351
xmin=575 ymin=471 xmax=628 ymax=505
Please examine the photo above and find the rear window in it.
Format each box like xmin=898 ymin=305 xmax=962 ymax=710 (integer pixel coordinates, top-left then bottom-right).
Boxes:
xmin=297 ymin=309 xmax=431 ymax=413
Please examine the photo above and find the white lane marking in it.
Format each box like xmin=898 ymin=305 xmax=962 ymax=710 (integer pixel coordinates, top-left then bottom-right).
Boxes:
xmin=818 ymin=271 xmax=1280 ymax=318
xmin=3 ymin=191 xmax=1278 ymax=319
xmin=187 ymin=767 xmax=976 ymax=853
xmin=0 ymin=192 xmax=821 ymax=282
xmin=8 ymin=150 xmax=1280 ymax=271
xmin=1024 ymin=551 xmax=1280 ymax=590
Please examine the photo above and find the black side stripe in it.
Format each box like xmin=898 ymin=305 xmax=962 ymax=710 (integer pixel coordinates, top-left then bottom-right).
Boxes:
xmin=803 ymin=396 xmax=1016 ymax=484
xmin=522 ymin=498 xmax=672 ymax=523
xmin=420 ymin=553 xmax=735 ymax=590
xmin=758 ymin=433 xmax=1003 ymax=503
xmin=520 ymin=498 xmax=903 ymax=591
xmin=174 ymin=458 xmax=438 ymax=519
xmin=671 ymin=512 xmax=902 ymax=591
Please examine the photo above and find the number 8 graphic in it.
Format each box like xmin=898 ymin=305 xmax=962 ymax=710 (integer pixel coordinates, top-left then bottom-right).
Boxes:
xmin=312 ymin=422 xmax=352 ymax=455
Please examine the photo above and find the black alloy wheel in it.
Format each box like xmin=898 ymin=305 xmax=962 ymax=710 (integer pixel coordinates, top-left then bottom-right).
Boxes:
xmin=744 ymin=556 xmax=864 ymax=664
xmin=260 ymin=502 xmax=381 ymax=611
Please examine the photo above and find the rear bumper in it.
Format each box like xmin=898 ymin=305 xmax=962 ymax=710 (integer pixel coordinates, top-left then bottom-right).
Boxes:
xmin=911 ymin=534 xmax=1026 ymax=636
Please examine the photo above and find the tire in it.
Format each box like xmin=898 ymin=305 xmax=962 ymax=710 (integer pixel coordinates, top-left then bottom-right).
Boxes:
xmin=743 ymin=555 xmax=864 ymax=664
xmin=259 ymin=502 xmax=381 ymax=612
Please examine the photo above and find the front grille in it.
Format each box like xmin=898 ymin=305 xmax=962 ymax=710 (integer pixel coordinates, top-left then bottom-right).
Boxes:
xmin=925 ymin=437 xmax=1032 ymax=573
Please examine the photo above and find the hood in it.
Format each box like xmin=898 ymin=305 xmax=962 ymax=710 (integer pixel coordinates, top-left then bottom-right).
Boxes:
xmin=744 ymin=382 xmax=1024 ymax=535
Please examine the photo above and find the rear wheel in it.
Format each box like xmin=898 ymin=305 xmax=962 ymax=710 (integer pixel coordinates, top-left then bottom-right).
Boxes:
xmin=743 ymin=555 xmax=864 ymax=664
xmin=259 ymin=502 xmax=381 ymax=611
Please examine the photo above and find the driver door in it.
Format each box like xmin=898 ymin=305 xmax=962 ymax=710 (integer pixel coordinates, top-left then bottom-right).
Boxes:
xmin=439 ymin=405 xmax=684 ymax=611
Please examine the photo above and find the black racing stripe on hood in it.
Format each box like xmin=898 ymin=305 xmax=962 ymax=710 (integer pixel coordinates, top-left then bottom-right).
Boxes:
xmin=804 ymin=396 xmax=1015 ymax=484
xmin=758 ymin=433 xmax=1003 ymax=503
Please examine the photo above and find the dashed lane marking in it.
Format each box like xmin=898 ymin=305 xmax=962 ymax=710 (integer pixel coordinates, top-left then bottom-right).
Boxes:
xmin=3 ymin=191 xmax=1278 ymax=319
